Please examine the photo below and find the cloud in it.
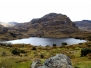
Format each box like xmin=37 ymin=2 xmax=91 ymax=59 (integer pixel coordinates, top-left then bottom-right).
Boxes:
xmin=0 ymin=0 xmax=91 ymax=23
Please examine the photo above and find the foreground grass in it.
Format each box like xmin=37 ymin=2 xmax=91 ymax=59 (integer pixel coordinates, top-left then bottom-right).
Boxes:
xmin=0 ymin=42 xmax=91 ymax=68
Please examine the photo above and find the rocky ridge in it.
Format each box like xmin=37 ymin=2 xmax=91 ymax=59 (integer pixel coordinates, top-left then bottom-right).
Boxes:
xmin=0 ymin=13 xmax=90 ymax=41
xmin=75 ymin=20 xmax=91 ymax=32
xmin=12 ymin=13 xmax=78 ymax=38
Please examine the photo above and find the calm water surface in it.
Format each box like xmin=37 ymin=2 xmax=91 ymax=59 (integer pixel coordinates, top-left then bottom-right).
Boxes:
xmin=7 ymin=37 xmax=87 ymax=46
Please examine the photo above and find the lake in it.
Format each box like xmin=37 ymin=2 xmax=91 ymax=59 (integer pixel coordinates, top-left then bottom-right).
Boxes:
xmin=6 ymin=37 xmax=87 ymax=46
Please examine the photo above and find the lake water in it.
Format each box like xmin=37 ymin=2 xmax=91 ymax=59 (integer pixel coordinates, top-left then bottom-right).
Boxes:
xmin=6 ymin=37 xmax=87 ymax=46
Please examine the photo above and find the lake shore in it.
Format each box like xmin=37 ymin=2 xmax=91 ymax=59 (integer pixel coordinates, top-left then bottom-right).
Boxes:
xmin=6 ymin=37 xmax=87 ymax=46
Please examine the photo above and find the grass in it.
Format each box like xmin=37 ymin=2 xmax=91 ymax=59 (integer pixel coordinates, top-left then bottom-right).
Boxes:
xmin=0 ymin=42 xmax=91 ymax=68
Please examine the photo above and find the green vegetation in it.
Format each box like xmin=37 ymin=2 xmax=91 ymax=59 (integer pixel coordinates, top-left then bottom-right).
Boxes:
xmin=81 ymin=48 xmax=91 ymax=57
xmin=0 ymin=42 xmax=91 ymax=68
xmin=53 ymin=44 xmax=57 ymax=47
xmin=61 ymin=42 xmax=67 ymax=47
xmin=12 ymin=48 xmax=20 ymax=55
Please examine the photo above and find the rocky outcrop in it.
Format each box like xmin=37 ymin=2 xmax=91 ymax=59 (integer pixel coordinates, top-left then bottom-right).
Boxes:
xmin=31 ymin=54 xmax=74 ymax=68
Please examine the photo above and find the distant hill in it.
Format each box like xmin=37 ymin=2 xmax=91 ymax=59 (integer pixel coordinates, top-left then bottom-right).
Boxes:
xmin=8 ymin=22 xmax=18 ymax=26
xmin=75 ymin=20 xmax=91 ymax=32
xmin=0 ymin=22 xmax=18 ymax=27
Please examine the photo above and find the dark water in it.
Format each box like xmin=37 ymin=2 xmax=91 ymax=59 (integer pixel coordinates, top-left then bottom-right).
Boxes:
xmin=7 ymin=37 xmax=87 ymax=46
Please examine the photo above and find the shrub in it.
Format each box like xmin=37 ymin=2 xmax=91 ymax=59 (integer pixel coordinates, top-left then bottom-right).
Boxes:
xmin=40 ymin=54 xmax=44 ymax=59
xmin=46 ymin=45 xmax=50 ymax=47
xmin=75 ymin=37 xmax=80 ymax=39
xmin=11 ymin=48 xmax=20 ymax=55
xmin=81 ymin=48 xmax=91 ymax=57
xmin=79 ymin=43 xmax=83 ymax=45
xmin=61 ymin=42 xmax=67 ymax=47
xmin=32 ymin=47 xmax=36 ymax=50
xmin=53 ymin=44 xmax=57 ymax=47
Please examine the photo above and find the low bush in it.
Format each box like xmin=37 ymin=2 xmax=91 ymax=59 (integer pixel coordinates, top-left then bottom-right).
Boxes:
xmin=40 ymin=54 xmax=44 ymax=59
xmin=53 ymin=44 xmax=57 ymax=47
xmin=81 ymin=48 xmax=91 ymax=57
xmin=11 ymin=48 xmax=20 ymax=55
xmin=61 ymin=42 xmax=67 ymax=47
xmin=32 ymin=47 xmax=36 ymax=50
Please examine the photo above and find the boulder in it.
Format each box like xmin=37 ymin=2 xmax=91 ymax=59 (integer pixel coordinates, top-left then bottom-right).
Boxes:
xmin=31 ymin=54 xmax=74 ymax=68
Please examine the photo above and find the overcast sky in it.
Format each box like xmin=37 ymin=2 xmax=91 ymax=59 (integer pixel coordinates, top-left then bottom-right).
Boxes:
xmin=0 ymin=0 xmax=91 ymax=23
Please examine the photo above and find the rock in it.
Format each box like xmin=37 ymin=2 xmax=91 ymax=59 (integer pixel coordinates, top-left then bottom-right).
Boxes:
xmin=31 ymin=59 xmax=43 ymax=68
xmin=31 ymin=54 xmax=74 ymax=68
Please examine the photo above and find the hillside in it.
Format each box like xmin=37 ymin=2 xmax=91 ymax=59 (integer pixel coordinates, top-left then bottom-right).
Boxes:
xmin=12 ymin=13 xmax=78 ymax=38
xmin=75 ymin=20 xmax=91 ymax=32
xmin=0 ymin=13 xmax=91 ymax=41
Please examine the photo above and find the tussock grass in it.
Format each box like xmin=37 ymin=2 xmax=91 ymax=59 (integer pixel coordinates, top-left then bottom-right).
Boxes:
xmin=0 ymin=42 xmax=91 ymax=68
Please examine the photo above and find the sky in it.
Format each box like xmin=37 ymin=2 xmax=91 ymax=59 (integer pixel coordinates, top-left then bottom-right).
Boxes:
xmin=0 ymin=0 xmax=91 ymax=23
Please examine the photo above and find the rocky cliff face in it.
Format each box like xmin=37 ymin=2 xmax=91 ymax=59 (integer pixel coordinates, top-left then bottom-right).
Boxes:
xmin=75 ymin=20 xmax=91 ymax=32
xmin=31 ymin=54 xmax=74 ymax=68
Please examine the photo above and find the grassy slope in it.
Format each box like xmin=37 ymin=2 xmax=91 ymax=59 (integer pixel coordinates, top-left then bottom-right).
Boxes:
xmin=0 ymin=42 xmax=91 ymax=68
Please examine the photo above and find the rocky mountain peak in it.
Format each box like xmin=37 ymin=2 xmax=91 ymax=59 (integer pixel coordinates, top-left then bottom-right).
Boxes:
xmin=42 ymin=13 xmax=60 ymax=19
xmin=30 ymin=13 xmax=71 ymax=24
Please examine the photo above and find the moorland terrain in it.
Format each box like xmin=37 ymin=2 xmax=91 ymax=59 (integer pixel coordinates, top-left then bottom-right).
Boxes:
xmin=0 ymin=13 xmax=91 ymax=68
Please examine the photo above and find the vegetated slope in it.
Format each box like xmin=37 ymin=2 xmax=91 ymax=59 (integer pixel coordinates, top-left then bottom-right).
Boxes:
xmin=75 ymin=20 xmax=91 ymax=32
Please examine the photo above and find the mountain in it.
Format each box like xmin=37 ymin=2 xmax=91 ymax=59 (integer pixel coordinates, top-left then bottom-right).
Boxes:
xmin=75 ymin=20 xmax=91 ymax=32
xmin=0 ymin=22 xmax=18 ymax=27
xmin=0 ymin=13 xmax=90 ymax=41
xmin=8 ymin=22 xmax=18 ymax=26
xmin=0 ymin=24 xmax=4 ymax=32
xmin=12 ymin=13 xmax=78 ymax=38
xmin=0 ymin=22 xmax=9 ymax=27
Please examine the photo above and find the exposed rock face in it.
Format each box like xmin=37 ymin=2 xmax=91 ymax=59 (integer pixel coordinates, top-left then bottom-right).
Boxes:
xmin=31 ymin=54 xmax=74 ymax=68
